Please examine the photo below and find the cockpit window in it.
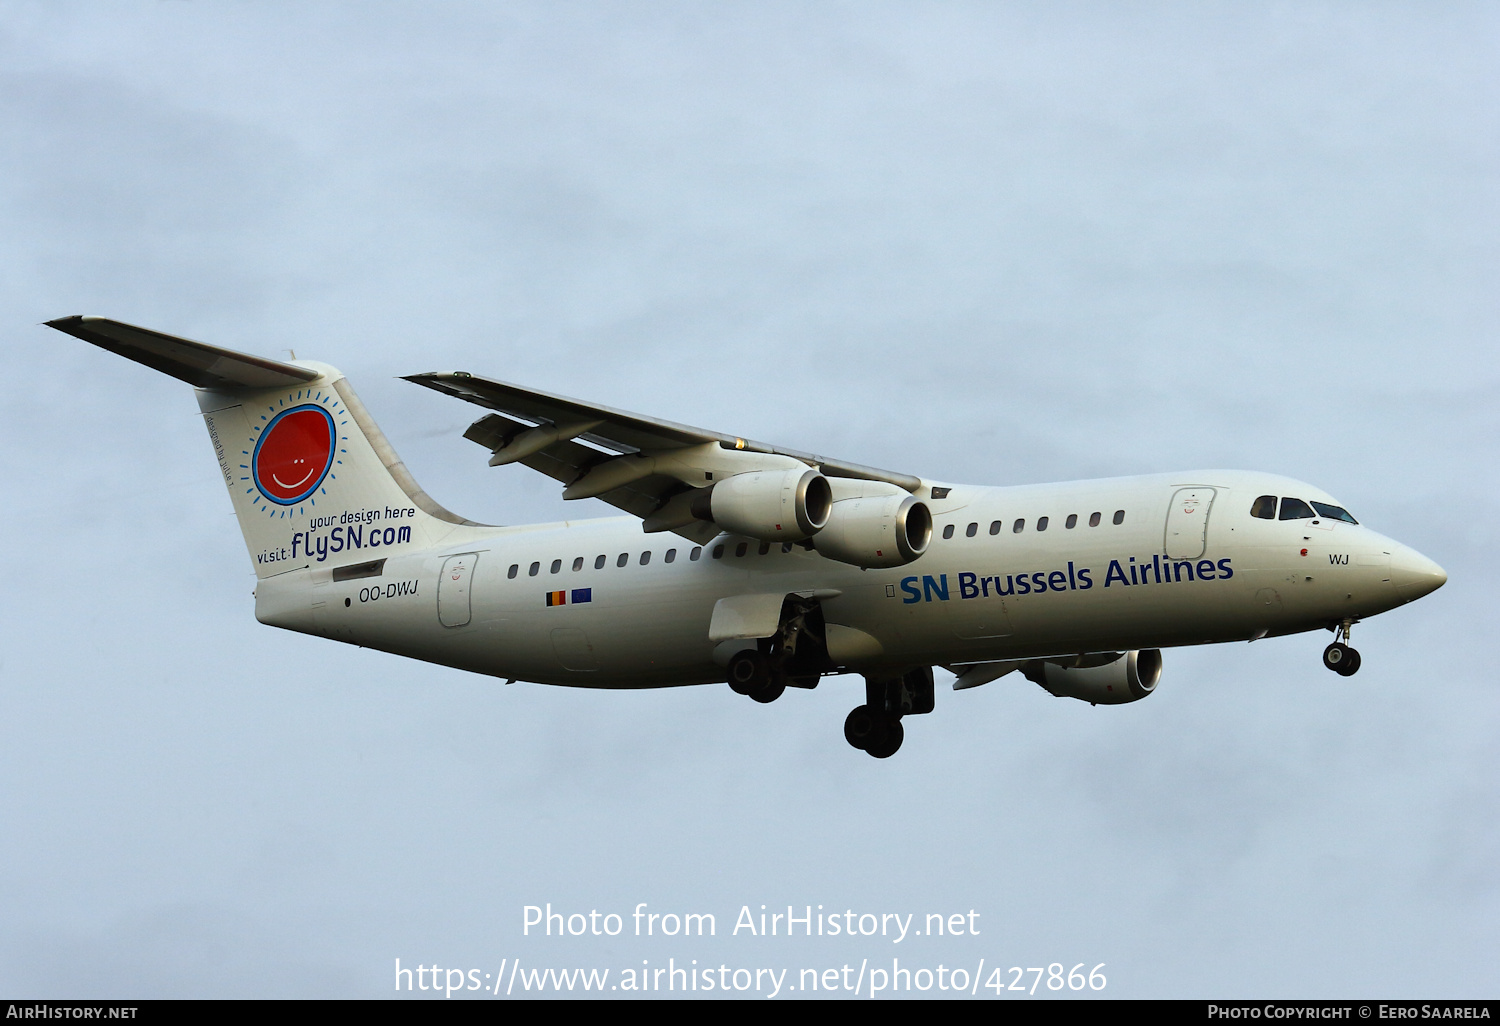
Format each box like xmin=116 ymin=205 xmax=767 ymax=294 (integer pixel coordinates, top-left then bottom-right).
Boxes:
xmin=1310 ymin=501 xmax=1358 ymax=525
xmin=1250 ymin=495 xmax=1277 ymax=519
xmin=1278 ymin=497 xmax=1315 ymax=520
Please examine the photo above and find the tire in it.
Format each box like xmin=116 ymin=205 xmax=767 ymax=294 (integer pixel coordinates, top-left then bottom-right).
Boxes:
xmin=1322 ymin=642 xmax=1351 ymax=672
xmin=1336 ymin=648 xmax=1362 ymax=677
xmin=843 ymin=705 xmax=886 ymax=751
xmin=865 ymin=719 xmax=904 ymax=759
xmin=728 ymin=651 xmax=769 ymax=696
xmin=749 ymin=677 xmax=786 ymax=704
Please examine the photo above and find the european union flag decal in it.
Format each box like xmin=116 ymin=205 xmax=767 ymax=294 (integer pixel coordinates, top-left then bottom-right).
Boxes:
xmin=571 ymin=588 xmax=592 ymax=604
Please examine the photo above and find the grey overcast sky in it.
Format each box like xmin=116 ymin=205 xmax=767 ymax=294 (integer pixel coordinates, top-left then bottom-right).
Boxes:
xmin=1 ymin=1 xmax=1496 ymax=999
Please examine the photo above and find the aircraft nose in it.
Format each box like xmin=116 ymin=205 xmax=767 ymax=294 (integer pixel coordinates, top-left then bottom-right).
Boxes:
xmin=1390 ymin=544 xmax=1447 ymax=603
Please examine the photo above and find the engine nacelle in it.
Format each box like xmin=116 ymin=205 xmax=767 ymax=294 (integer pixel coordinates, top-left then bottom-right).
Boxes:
xmin=812 ymin=492 xmax=932 ymax=569
xmin=691 ymin=468 xmax=832 ymax=542
xmin=1024 ymin=650 xmax=1162 ymax=705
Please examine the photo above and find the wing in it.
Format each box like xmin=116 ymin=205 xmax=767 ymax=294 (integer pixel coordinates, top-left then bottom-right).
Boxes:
xmin=404 ymin=371 xmax=921 ymax=542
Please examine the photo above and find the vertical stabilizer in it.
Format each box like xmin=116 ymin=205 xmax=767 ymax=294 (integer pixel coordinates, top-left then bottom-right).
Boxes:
xmin=50 ymin=317 xmax=485 ymax=579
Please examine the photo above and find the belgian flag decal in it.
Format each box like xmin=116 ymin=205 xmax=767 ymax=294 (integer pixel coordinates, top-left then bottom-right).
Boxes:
xmin=545 ymin=589 xmax=592 ymax=607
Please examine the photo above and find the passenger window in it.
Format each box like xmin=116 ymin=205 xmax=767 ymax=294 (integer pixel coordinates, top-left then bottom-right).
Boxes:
xmin=965 ymin=522 xmax=977 ymax=538
xmin=942 ymin=524 xmax=955 ymax=540
xmin=1037 ymin=516 xmax=1049 ymax=532
xmin=595 ymin=555 xmax=606 ymax=569
xmin=712 ymin=545 xmax=724 ymax=559
xmin=640 ymin=551 xmax=651 ymax=565
xmin=528 ymin=562 xmax=540 ymax=577
xmin=616 ymin=553 xmax=628 ymax=567
xmin=735 ymin=542 xmax=748 ymax=557
xmin=758 ymin=542 xmax=771 ymax=555
xmin=1310 ymin=501 xmax=1358 ymax=525
xmin=1279 ymin=497 xmax=1315 ymax=520
xmin=665 ymin=548 xmax=677 ymax=563
xmin=1013 ymin=519 xmax=1024 ymax=534
xmin=1065 ymin=514 xmax=1077 ymax=529
xmin=507 ymin=564 xmax=518 ymax=579
xmin=1089 ymin=512 xmax=1101 ymax=527
xmin=1113 ymin=510 xmax=1124 ymax=525
xmin=550 ymin=559 xmax=561 ymax=574
xmin=572 ymin=557 xmax=583 ymax=571
xmin=781 ymin=542 xmax=793 ymax=553
xmin=989 ymin=521 xmax=1001 ymax=535
xmin=691 ymin=546 xmax=702 ymax=561
xmin=1250 ymin=495 xmax=1277 ymax=519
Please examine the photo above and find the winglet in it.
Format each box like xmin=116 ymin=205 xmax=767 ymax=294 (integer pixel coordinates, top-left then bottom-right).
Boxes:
xmin=47 ymin=315 xmax=319 ymax=390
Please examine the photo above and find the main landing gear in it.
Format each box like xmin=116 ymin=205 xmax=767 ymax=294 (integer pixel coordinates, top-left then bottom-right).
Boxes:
xmin=726 ymin=597 xmax=828 ymax=705
xmin=844 ymin=668 xmax=934 ymax=759
xmin=1322 ymin=618 xmax=1362 ymax=677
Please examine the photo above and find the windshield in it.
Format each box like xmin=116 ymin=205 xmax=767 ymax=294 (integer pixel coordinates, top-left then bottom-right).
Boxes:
xmin=1310 ymin=501 xmax=1358 ymax=525
xmin=1278 ymin=497 xmax=1315 ymax=520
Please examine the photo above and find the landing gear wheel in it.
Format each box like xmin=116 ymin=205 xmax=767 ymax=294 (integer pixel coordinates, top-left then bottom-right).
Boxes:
xmin=1322 ymin=642 xmax=1352 ymax=673
xmin=843 ymin=705 xmax=887 ymax=751
xmin=748 ymin=677 xmax=786 ymax=704
xmin=865 ymin=719 xmax=904 ymax=759
xmin=1336 ymin=648 xmax=1361 ymax=677
xmin=727 ymin=651 xmax=770 ymax=696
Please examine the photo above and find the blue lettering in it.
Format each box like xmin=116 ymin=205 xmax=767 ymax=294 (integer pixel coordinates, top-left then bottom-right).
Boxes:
xmin=315 ymin=534 xmax=329 ymax=563
xmin=331 ymin=526 xmax=344 ymax=553
xmin=1217 ymin=557 xmax=1234 ymax=580
xmin=900 ymin=576 xmax=921 ymax=604
xmin=398 ymin=526 xmax=411 ymax=544
xmin=1196 ymin=559 xmax=1216 ymax=580
xmin=1105 ymin=560 xmax=1130 ymax=587
xmin=1015 ymin=574 xmax=1031 ymax=595
xmin=291 ymin=533 xmax=302 ymax=559
xmin=995 ymin=575 xmax=1015 ymax=596
xmin=959 ymin=572 xmax=980 ymax=600
xmin=348 ymin=525 xmax=362 ymax=549
xmin=1172 ymin=560 xmax=1194 ymax=582
xmin=1048 ymin=570 xmax=1067 ymax=592
xmin=1076 ymin=567 xmax=1093 ymax=590
xmin=922 ymin=574 xmax=949 ymax=602
xmin=1031 ymin=571 xmax=1047 ymax=593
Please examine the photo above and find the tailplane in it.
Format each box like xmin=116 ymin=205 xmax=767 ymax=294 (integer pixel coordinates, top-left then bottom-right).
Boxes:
xmin=50 ymin=316 xmax=482 ymax=578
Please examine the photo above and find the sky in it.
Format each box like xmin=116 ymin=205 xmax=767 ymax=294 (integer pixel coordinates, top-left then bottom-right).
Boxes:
xmin=1 ymin=1 xmax=1496 ymax=999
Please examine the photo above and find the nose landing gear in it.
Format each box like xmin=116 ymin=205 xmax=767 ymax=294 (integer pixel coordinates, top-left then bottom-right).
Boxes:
xmin=1322 ymin=619 xmax=1361 ymax=676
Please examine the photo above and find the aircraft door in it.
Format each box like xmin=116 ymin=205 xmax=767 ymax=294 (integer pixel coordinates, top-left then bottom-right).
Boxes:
xmin=1164 ymin=487 xmax=1217 ymax=560
xmin=438 ymin=553 xmax=478 ymax=627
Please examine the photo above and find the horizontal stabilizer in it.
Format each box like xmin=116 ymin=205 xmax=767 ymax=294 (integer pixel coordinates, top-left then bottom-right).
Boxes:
xmin=47 ymin=315 xmax=318 ymax=390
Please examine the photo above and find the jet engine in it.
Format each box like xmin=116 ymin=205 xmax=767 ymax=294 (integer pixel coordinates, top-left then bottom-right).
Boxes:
xmin=690 ymin=468 xmax=833 ymax=542
xmin=812 ymin=491 xmax=932 ymax=569
xmin=1023 ymin=650 xmax=1162 ymax=705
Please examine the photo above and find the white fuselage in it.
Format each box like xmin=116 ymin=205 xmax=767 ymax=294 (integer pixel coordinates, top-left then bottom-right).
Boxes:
xmin=253 ymin=469 xmax=1443 ymax=688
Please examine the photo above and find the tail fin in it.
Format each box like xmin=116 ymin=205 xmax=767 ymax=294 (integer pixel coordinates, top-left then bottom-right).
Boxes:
xmin=50 ymin=316 xmax=483 ymax=578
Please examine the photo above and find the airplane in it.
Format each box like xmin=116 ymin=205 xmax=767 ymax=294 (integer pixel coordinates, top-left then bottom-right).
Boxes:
xmin=49 ymin=315 xmax=1448 ymax=758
